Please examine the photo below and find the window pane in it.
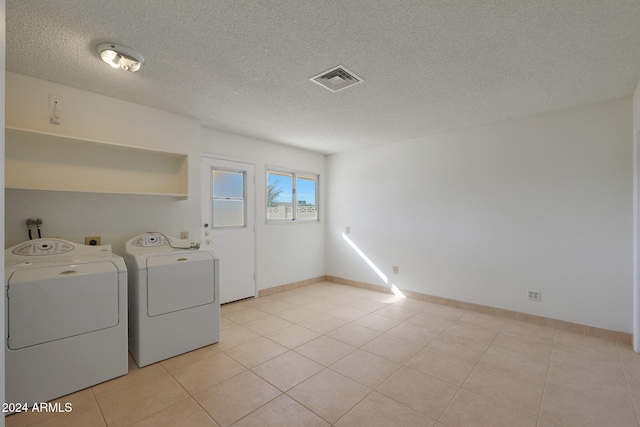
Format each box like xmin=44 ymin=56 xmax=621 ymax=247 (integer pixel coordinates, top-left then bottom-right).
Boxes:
xmin=267 ymin=172 xmax=293 ymax=220
xmin=296 ymin=176 xmax=317 ymax=220
xmin=213 ymin=170 xmax=244 ymax=198
xmin=213 ymin=200 xmax=244 ymax=227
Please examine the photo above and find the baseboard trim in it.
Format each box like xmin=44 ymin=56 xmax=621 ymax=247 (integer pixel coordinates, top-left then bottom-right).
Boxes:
xmin=257 ymin=275 xmax=631 ymax=345
xmin=258 ymin=276 xmax=328 ymax=297
xmin=324 ymin=276 xmax=631 ymax=345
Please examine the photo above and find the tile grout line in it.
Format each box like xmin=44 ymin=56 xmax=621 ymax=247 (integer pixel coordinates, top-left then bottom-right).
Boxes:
xmin=150 ymin=368 xmax=216 ymax=426
xmin=222 ymin=294 xmax=384 ymax=426
xmin=339 ymin=306 xmax=452 ymax=423
xmin=627 ymin=380 xmax=640 ymax=427
xmin=226 ymin=389 xmax=285 ymax=427
xmin=618 ymin=342 xmax=640 ymax=427
xmin=264 ymin=293 xmax=423 ymax=425
xmin=91 ymin=361 xmax=169 ymax=401
xmin=281 ymin=367 xmax=359 ymax=426
xmin=240 ymin=289 xmax=489 ymax=424
xmin=89 ymin=387 xmax=109 ymax=427
xmin=282 ymin=390 xmax=331 ymax=425
xmin=205 ymin=286 xmax=633 ymax=425
xmin=433 ymin=318 xmax=505 ymax=424
xmin=537 ymin=329 xmax=558 ymax=424
xmin=164 ymin=352 xmax=249 ymax=427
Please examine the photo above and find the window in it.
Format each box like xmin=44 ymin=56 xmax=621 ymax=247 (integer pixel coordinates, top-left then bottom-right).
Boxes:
xmin=267 ymin=169 xmax=318 ymax=222
xmin=212 ymin=168 xmax=246 ymax=227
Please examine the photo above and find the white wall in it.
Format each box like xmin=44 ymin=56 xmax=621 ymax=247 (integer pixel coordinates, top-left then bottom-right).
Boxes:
xmin=5 ymin=72 xmax=325 ymax=292
xmin=327 ymin=97 xmax=633 ymax=333
xmin=6 ymin=71 xmax=631 ymax=334
xmin=1 ymin=0 xmax=6 ymax=423
xmin=634 ymin=82 xmax=640 ymax=125
xmin=5 ymin=72 xmax=202 ymax=252
xmin=200 ymin=127 xmax=326 ymax=290
xmin=633 ymin=82 xmax=640 ymax=349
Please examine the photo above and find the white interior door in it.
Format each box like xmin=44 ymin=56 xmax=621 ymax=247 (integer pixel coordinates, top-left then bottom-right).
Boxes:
xmin=201 ymin=156 xmax=256 ymax=304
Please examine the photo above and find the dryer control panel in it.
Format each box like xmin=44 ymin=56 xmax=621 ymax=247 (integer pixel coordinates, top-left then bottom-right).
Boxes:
xmin=11 ymin=239 xmax=75 ymax=256
xmin=131 ymin=234 xmax=170 ymax=247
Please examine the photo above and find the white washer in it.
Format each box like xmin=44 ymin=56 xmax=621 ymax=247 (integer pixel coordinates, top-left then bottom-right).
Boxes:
xmin=122 ymin=233 xmax=220 ymax=367
xmin=5 ymin=238 xmax=128 ymax=406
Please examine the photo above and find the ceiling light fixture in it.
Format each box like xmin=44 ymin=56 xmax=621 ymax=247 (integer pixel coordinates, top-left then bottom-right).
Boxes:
xmin=97 ymin=43 xmax=145 ymax=72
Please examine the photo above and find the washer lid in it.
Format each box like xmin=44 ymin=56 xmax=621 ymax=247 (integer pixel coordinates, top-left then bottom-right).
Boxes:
xmin=5 ymin=239 xmax=117 ymax=269
xmin=11 ymin=239 xmax=75 ymax=256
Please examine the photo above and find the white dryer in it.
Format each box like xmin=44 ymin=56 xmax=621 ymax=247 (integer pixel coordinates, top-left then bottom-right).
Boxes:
xmin=122 ymin=233 xmax=220 ymax=367
xmin=5 ymin=238 xmax=128 ymax=406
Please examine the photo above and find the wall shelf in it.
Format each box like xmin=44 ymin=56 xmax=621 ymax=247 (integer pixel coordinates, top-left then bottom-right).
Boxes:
xmin=5 ymin=127 xmax=189 ymax=198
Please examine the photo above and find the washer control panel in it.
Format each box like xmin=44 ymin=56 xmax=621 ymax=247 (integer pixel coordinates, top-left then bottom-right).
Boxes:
xmin=131 ymin=234 xmax=170 ymax=247
xmin=11 ymin=239 xmax=75 ymax=256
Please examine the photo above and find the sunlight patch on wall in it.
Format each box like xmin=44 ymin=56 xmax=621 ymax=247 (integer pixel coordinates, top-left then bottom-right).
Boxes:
xmin=341 ymin=232 xmax=405 ymax=301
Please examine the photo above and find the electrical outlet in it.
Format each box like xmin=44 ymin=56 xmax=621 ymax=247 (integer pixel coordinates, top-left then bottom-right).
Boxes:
xmin=180 ymin=231 xmax=189 ymax=240
xmin=85 ymin=236 xmax=101 ymax=246
xmin=527 ymin=290 xmax=540 ymax=301
xmin=345 ymin=226 xmax=350 ymax=235
xmin=392 ymin=266 xmax=399 ymax=274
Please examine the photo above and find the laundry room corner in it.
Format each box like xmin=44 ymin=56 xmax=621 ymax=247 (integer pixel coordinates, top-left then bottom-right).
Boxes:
xmin=5 ymin=71 xmax=327 ymax=298
xmin=4 ymin=72 xmax=203 ymax=253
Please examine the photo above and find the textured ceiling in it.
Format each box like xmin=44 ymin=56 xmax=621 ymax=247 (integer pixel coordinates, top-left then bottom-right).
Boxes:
xmin=6 ymin=0 xmax=640 ymax=154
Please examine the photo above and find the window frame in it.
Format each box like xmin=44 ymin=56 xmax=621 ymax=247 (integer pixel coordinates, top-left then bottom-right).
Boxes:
xmin=211 ymin=166 xmax=247 ymax=229
xmin=266 ymin=167 xmax=319 ymax=223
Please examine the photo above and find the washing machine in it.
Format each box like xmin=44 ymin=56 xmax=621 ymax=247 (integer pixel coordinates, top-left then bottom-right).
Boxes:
xmin=5 ymin=238 xmax=128 ymax=406
xmin=122 ymin=233 xmax=220 ymax=367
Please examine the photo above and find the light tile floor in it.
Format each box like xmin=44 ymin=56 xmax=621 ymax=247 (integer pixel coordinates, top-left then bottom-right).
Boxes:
xmin=7 ymin=281 xmax=640 ymax=426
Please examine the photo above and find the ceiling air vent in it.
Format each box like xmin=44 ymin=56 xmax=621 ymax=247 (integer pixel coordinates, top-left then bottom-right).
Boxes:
xmin=310 ymin=65 xmax=363 ymax=92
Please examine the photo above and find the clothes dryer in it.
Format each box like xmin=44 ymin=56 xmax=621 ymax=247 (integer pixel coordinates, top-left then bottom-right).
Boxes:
xmin=5 ymin=238 xmax=128 ymax=406
xmin=122 ymin=233 xmax=220 ymax=367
